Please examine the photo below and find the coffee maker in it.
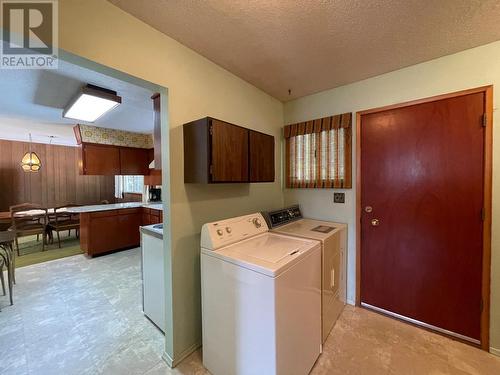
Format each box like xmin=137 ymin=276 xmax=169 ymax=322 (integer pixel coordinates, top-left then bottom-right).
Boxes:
xmin=148 ymin=187 xmax=161 ymax=202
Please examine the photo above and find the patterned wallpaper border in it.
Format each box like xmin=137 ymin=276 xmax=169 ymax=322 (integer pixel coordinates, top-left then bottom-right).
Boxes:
xmin=75 ymin=124 xmax=153 ymax=149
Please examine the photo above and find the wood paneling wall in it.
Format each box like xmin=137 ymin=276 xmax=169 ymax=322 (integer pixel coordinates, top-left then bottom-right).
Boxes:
xmin=0 ymin=140 xmax=115 ymax=211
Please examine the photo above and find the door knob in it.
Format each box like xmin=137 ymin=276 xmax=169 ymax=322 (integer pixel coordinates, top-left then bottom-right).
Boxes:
xmin=364 ymin=206 xmax=373 ymax=213
xmin=371 ymin=219 xmax=380 ymax=226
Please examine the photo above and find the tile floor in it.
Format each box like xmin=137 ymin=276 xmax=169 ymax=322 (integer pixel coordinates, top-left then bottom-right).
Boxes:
xmin=1 ymin=249 xmax=500 ymax=375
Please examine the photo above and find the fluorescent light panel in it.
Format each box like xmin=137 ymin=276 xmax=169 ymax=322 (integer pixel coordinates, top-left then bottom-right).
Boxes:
xmin=63 ymin=85 xmax=121 ymax=122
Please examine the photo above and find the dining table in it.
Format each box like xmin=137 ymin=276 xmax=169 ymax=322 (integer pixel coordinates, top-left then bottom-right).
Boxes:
xmin=0 ymin=208 xmax=70 ymax=242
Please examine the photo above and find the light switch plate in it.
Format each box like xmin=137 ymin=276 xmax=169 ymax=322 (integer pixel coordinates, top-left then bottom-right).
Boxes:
xmin=334 ymin=192 xmax=345 ymax=203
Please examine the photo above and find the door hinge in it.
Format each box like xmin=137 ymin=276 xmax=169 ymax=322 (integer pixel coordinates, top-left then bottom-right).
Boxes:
xmin=209 ymin=164 xmax=213 ymax=175
xmin=482 ymin=113 xmax=487 ymax=127
xmin=480 ymin=298 xmax=484 ymax=313
xmin=481 ymin=207 xmax=486 ymax=221
xmin=209 ymin=125 xmax=213 ymax=135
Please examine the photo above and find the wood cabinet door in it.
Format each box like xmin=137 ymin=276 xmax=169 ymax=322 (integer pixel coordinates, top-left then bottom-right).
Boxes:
xmin=88 ymin=214 xmax=119 ymax=255
xmin=117 ymin=210 xmax=142 ymax=248
xmin=119 ymin=147 xmax=150 ymax=175
xmin=210 ymin=119 xmax=249 ymax=182
xmin=144 ymin=169 xmax=162 ymax=186
xmin=82 ymin=144 xmax=120 ymax=175
xmin=249 ymin=131 xmax=275 ymax=182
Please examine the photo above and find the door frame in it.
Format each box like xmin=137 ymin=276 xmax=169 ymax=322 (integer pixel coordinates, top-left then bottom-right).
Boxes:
xmin=355 ymin=85 xmax=493 ymax=350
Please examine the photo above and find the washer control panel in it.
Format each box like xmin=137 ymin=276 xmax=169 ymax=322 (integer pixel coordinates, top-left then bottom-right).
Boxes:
xmin=201 ymin=213 xmax=269 ymax=250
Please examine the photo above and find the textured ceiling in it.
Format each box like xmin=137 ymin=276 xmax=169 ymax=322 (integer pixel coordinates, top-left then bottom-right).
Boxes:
xmin=108 ymin=0 xmax=500 ymax=101
xmin=0 ymin=53 xmax=154 ymax=146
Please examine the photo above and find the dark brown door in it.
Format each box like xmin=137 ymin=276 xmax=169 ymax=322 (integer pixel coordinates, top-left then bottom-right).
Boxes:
xmin=119 ymin=147 xmax=150 ymax=175
xmin=360 ymin=92 xmax=485 ymax=342
xmin=211 ymin=119 xmax=249 ymax=182
xmin=82 ymin=144 xmax=120 ymax=175
xmin=249 ymin=130 xmax=275 ymax=182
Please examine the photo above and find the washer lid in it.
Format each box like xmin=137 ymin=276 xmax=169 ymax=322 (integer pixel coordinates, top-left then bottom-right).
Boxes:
xmin=202 ymin=232 xmax=320 ymax=277
xmin=230 ymin=234 xmax=305 ymax=263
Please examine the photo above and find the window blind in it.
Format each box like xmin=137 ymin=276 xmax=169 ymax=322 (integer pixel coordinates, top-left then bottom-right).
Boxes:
xmin=284 ymin=113 xmax=352 ymax=188
xmin=114 ymin=175 xmax=144 ymax=198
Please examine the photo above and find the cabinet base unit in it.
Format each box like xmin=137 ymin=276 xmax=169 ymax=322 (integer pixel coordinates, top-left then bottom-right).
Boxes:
xmin=79 ymin=208 xmax=142 ymax=256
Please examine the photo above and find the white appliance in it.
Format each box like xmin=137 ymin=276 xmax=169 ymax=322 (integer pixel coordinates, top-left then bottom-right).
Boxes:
xmin=201 ymin=213 xmax=321 ymax=375
xmin=141 ymin=224 xmax=165 ymax=332
xmin=263 ymin=206 xmax=347 ymax=343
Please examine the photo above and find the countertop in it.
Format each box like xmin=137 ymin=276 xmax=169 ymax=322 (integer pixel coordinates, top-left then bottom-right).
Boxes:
xmin=141 ymin=223 xmax=163 ymax=239
xmin=66 ymin=202 xmax=163 ymax=213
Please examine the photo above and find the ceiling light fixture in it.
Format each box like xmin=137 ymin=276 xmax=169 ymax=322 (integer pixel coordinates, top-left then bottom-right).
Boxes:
xmin=21 ymin=133 xmax=41 ymax=172
xmin=63 ymin=84 xmax=122 ymax=122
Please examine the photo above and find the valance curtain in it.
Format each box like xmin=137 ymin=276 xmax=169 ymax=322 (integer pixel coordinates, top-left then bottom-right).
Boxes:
xmin=284 ymin=113 xmax=352 ymax=188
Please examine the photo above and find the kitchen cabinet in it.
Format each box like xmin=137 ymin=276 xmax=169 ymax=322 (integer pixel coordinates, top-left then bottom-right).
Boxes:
xmin=80 ymin=144 xmax=120 ymax=175
xmin=144 ymin=169 xmax=162 ymax=186
xmin=79 ymin=143 xmax=152 ymax=176
xmin=183 ymin=117 xmax=274 ymax=183
xmin=79 ymin=206 xmax=163 ymax=257
xmin=249 ymin=130 xmax=275 ymax=182
xmin=119 ymin=147 xmax=150 ymax=175
xmin=142 ymin=208 xmax=163 ymax=226
xmin=117 ymin=208 xmax=142 ymax=249
xmin=80 ymin=208 xmax=142 ymax=256
xmin=80 ymin=210 xmax=121 ymax=256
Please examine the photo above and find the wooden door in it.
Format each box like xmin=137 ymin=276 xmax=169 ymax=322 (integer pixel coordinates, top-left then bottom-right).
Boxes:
xmin=119 ymin=147 xmax=150 ymax=175
xmin=81 ymin=144 xmax=120 ymax=175
xmin=249 ymin=130 xmax=275 ymax=182
xmin=359 ymin=91 xmax=489 ymax=343
xmin=210 ymin=119 xmax=249 ymax=182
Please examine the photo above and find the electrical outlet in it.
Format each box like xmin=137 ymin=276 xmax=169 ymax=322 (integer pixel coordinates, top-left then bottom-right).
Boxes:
xmin=333 ymin=192 xmax=345 ymax=203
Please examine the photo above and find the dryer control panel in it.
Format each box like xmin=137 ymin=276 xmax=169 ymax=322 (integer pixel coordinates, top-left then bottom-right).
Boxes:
xmin=262 ymin=205 xmax=302 ymax=228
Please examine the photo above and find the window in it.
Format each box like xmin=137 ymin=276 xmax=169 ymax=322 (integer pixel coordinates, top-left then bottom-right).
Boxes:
xmin=115 ymin=175 xmax=144 ymax=198
xmin=284 ymin=113 xmax=352 ymax=188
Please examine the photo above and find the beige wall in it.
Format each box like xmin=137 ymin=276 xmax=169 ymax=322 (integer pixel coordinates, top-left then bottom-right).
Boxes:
xmin=59 ymin=0 xmax=284 ymax=364
xmin=284 ymin=40 xmax=500 ymax=353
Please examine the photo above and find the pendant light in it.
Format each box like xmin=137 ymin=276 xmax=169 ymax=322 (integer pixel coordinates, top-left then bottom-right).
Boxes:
xmin=21 ymin=133 xmax=41 ymax=172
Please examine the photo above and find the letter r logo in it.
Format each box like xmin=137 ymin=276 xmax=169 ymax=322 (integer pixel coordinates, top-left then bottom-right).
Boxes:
xmin=2 ymin=1 xmax=54 ymax=55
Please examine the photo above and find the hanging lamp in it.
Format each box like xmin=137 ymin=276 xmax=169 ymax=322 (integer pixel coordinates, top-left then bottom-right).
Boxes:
xmin=21 ymin=133 xmax=41 ymax=172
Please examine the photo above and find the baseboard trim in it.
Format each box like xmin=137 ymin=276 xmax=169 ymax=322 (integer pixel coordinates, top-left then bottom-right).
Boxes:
xmin=490 ymin=347 xmax=500 ymax=357
xmin=162 ymin=341 xmax=201 ymax=368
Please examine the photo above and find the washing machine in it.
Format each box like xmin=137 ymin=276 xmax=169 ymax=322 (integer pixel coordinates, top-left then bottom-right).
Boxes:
xmin=201 ymin=213 xmax=321 ymax=375
xmin=263 ymin=205 xmax=347 ymax=343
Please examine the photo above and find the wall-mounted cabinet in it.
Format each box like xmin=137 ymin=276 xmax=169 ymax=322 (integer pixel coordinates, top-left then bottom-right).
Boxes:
xmin=80 ymin=144 xmax=121 ymax=175
xmin=119 ymin=147 xmax=150 ymax=175
xmin=183 ymin=117 xmax=275 ymax=183
xmin=79 ymin=143 xmax=152 ymax=176
xmin=144 ymin=169 xmax=162 ymax=186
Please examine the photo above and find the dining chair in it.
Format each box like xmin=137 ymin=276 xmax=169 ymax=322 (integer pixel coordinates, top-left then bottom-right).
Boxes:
xmin=47 ymin=205 xmax=81 ymax=248
xmin=0 ymin=230 xmax=15 ymax=308
xmin=9 ymin=203 xmax=48 ymax=255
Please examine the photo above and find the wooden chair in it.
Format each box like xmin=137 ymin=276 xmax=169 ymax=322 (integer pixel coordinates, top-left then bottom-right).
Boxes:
xmin=0 ymin=230 xmax=16 ymax=307
xmin=10 ymin=204 xmax=48 ymax=255
xmin=48 ymin=205 xmax=80 ymax=248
